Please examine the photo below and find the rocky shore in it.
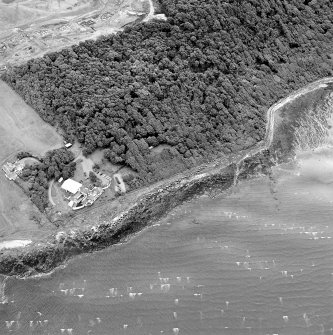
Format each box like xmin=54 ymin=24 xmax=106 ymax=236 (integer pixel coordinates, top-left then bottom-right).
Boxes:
xmin=0 ymin=162 xmax=239 ymax=276
xmin=0 ymin=77 xmax=332 ymax=277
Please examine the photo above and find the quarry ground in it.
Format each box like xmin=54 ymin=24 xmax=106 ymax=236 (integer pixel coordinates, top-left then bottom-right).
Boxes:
xmin=0 ymin=0 xmax=151 ymax=69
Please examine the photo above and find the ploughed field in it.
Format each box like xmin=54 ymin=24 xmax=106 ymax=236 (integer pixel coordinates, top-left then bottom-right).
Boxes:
xmin=0 ymin=80 xmax=62 ymax=242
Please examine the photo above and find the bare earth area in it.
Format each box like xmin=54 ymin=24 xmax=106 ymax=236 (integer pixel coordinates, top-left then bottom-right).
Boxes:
xmin=0 ymin=80 xmax=63 ymax=242
xmin=0 ymin=0 xmax=151 ymax=68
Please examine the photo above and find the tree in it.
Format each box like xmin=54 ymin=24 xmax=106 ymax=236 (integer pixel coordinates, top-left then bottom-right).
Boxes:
xmin=2 ymin=0 xmax=332 ymax=190
xmin=89 ymin=171 xmax=98 ymax=183
xmin=17 ymin=151 xmax=32 ymax=160
xmin=19 ymin=148 xmax=76 ymax=211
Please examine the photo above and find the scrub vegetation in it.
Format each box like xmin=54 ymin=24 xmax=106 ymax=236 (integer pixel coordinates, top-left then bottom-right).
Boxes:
xmin=2 ymin=0 xmax=333 ymax=188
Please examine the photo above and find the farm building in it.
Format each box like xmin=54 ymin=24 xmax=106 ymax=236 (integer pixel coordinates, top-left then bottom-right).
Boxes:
xmin=2 ymin=161 xmax=24 ymax=180
xmin=61 ymin=179 xmax=82 ymax=194
xmin=60 ymin=178 xmax=105 ymax=210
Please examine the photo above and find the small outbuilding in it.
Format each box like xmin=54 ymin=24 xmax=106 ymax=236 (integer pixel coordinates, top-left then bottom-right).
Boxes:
xmin=61 ymin=179 xmax=82 ymax=195
xmin=64 ymin=142 xmax=72 ymax=148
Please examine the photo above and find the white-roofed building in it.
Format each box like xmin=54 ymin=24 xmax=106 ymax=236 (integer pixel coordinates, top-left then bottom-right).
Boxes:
xmin=61 ymin=179 xmax=82 ymax=195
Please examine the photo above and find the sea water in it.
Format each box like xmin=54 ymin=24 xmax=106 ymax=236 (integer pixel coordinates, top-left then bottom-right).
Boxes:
xmin=0 ymin=146 xmax=333 ymax=335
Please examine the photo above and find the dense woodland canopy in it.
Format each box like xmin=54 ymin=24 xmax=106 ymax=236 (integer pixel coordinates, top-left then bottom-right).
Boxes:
xmin=3 ymin=0 xmax=333 ymax=187
xmin=20 ymin=148 xmax=76 ymax=210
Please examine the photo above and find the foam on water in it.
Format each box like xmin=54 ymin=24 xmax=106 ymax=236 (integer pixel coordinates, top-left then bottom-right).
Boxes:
xmin=2 ymin=93 xmax=333 ymax=334
xmin=1 ymin=148 xmax=332 ymax=335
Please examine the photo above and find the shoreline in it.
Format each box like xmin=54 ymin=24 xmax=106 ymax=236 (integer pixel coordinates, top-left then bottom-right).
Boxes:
xmin=0 ymin=77 xmax=333 ymax=277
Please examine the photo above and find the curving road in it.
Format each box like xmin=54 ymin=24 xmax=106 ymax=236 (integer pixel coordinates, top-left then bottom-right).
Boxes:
xmin=143 ymin=0 xmax=155 ymax=22
xmin=48 ymin=180 xmax=56 ymax=207
xmin=237 ymin=77 xmax=333 ymax=166
xmin=70 ymin=77 xmax=333 ymax=227
xmin=264 ymin=77 xmax=333 ymax=149
xmin=3 ymin=77 xmax=333 ymax=277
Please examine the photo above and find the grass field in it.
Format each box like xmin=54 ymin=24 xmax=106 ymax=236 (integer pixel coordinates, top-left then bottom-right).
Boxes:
xmin=0 ymin=80 xmax=63 ymax=242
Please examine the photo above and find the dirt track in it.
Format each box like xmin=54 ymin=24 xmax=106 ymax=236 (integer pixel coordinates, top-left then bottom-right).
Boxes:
xmin=143 ymin=0 xmax=154 ymax=22
xmin=1 ymin=77 xmax=333 ymax=277
xmin=48 ymin=180 xmax=56 ymax=207
xmin=264 ymin=77 xmax=333 ymax=148
xmin=236 ymin=77 xmax=333 ymax=166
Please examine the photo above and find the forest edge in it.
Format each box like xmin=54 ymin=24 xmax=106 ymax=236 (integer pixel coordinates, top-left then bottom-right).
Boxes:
xmin=0 ymin=77 xmax=332 ymax=277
